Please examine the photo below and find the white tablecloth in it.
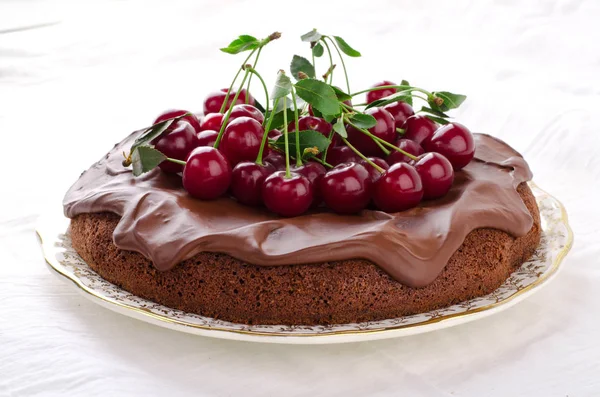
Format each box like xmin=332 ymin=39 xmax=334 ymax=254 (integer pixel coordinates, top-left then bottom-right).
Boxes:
xmin=1 ymin=0 xmax=599 ymax=395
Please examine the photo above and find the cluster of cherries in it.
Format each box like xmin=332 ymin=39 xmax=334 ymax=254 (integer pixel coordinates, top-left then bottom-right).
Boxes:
xmin=149 ymin=81 xmax=475 ymax=217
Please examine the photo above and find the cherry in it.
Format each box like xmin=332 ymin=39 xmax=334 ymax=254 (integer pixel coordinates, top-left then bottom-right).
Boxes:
xmin=292 ymin=162 xmax=326 ymax=206
xmin=359 ymin=157 xmax=389 ymax=183
xmin=197 ymin=130 xmax=218 ymax=147
xmin=202 ymin=88 xmax=254 ymax=115
xmin=262 ymin=171 xmax=314 ymax=217
xmin=423 ymin=122 xmax=475 ymax=170
xmin=230 ymin=162 xmax=275 ymax=206
xmin=384 ymin=101 xmax=414 ymax=129
xmin=154 ymin=120 xmax=199 ymax=173
xmin=199 ymin=113 xmax=224 ymax=132
xmin=346 ymin=107 xmax=396 ymax=157
xmin=366 ymin=80 xmax=397 ymax=104
xmin=373 ymin=163 xmax=423 ymax=212
xmin=289 ymin=116 xmax=337 ymax=149
xmin=220 ymin=117 xmax=266 ymax=165
xmin=325 ymin=145 xmax=361 ymax=166
xmin=320 ymin=162 xmax=372 ymax=214
xmin=387 ymin=139 xmax=424 ymax=165
xmin=228 ymin=104 xmax=265 ymax=124
xmin=154 ymin=109 xmax=201 ymax=132
xmin=268 ymin=129 xmax=281 ymax=138
xmin=182 ymin=147 xmax=232 ymax=200
xmin=414 ymin=152 xmax=454 ymax=199
xmin=402 ymin=115 xmax=438 ymax=146
xmin=263 ymin=152 xmax=286 ymax=170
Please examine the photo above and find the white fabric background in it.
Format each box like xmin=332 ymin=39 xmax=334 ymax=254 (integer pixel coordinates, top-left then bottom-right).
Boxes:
xmin=1 ymin=0 xmax=599 ymax=395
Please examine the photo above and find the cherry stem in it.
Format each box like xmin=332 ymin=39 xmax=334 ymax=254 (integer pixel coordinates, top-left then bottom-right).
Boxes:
xmin=396 ymin=128 xmax=405 ymax=134
xmin=165 ymin=157 xmax=186 ymax=166
xmin=283 ymin=97 xmax=291 ymax=178
xmin=214 ymin=67 xmax=251 ymax=148
xmin=321 ymin=38 xmax=334 ymax=84
xmin=350 ymin=85 xmax=432 ymax=100
xmin=310 ymin=155 xmax=333 ymax=169
xmin=245 ymin=66 xmax=270 ymax=123
xmin=346 ymin=119 xmax=417 ymax=160
xmin=245 ymin=47 xmax=262 ymax=104
xmin=256 ymin=97 xmax=280 ymax=165
xmin=290 ymin=86 xmax=302 ymax=167
xmin=321 ymin=129 xmax=335 ymax=163
xmin=324 ymin=36 xmax=350 ymax=93
xmin=219 ymin=49 xmax=257 ymax=113
xmin=342 ymin=138 xmax=385 ymax=173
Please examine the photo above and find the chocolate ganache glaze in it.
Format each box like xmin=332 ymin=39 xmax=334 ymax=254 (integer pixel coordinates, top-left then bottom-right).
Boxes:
xmin=63 ymin=131 xmax=533 ymax=288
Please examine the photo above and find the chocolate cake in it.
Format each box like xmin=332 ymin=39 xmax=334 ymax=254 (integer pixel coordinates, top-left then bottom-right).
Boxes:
xmin=63 ymin=132 xmax=541 ymax=325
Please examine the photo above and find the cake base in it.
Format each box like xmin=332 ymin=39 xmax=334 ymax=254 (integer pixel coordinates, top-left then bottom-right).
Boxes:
xmin=69 ymin=183 xmax=540 ymax=326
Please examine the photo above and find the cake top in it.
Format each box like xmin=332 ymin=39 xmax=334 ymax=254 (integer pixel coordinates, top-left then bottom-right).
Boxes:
xmin=64 ymin=131 xmax=532 ymax=288
xmin=63 ymin=29 xmax=533 ymax=287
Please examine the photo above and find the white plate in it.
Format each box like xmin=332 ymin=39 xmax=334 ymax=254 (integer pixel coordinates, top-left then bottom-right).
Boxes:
xmin=38 ymin=183 xmax=572 ymax=344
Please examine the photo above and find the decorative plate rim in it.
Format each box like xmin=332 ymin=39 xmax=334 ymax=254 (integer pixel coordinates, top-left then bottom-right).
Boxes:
xmin=37 ymin=182 xmax=573 ymax=343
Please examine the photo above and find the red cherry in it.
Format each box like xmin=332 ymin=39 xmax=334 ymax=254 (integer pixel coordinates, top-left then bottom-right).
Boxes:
xmin=321 ymin=162 xmax=372 ymax=214
xmin=154 ymin=120 xmax=199 ymax=173
xmin=346 ymin=107 xmax=396 ymax=157
xmin=325 ymin=145 xmax=361 ymax=166
xmin=263 ymin=152 xmax=286 ymax=170
xmin=366 ymin=81 xmax=397 ymax=104
xmin=402 ymin=115 xmax=438 ymax=146
xmin=200 ymin=113 xmax=224 ymax=132
xmin=414 ymin=152 xmax=454 ymax=199
xmin=182 ymin=147 xmax=232 ymax=199
xmin=383 ymin=101 xmax=414 ymax=129
xmin=220 ymin=117 xmax=266 ymax=165
xmin=262 ymin=171 xmax=314 ymax=217
xmin=228 ymin=104 xmax=264 ymax=124
xmin=197 ymin=130 xmax=218 ymax=147
xmin=292 ymin=162 xmax=326 ymax=206
xmin=202 ymin=88 xmax=254 ymax=114
xmin=423 ymin=122 xmax=475 ymax=170
xmin=387 ymin=139 xmax=424 ymax=165
xmin=230 ymin=162 xmax=275 ymax=206
xmin=373 ymin=163 xmax=423 ymax=212
xmin=154 ymin=109 xmax=201 ymax=132
xmin=289 ymin=116 xmax=337 ymax=149
xmin=359 ymin=157 xmax=390 ymax=183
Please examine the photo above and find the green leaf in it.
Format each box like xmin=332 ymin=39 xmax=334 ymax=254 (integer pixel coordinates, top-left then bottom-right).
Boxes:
xmin=423 ymin=115 xmax=449 ymax=125
xmin=333 ymin=118 xmax=347 ymax=138
xmin=294 ymin=79 xmax=340 ymax=116
xmin=220 ymin=35 xmax=259 ymax=54
xmin=348 ymin=113 xmax=377 ymax=129
xmin=290 ymin=55 xmax=315 ymax=80
xmin=272 ymin=71 xmax=292 ymax=100
xmin=331 ymin=86 xmax=352 ymax=102
xmin=273 ymin=130 xmax=330 ymax=156
xmin=333 ymin=36 xmax=361 ymax=57
xmin=420 ymin=106 xmax=449 ymax=118
xmin=365 ymin=90 xmax=413 ymax=109
xmin=322 ymin=113 xmax=336 ymax=123
xmin=131 ymin=117 xmax=179 ymax=152
xmin=401 ymin=80 xmax=412 ymax=106
xmin=430 ymin=91 xmax=467 ymax=111
xmin=301 ymin=29 xmax=322 ymax=43
xmin=312 ymin=43 xmax=324 ymax=57
xmin=131 ymin=146 xmax=167 ymax=176
xmin=266 ymin=108 xmax=295 ymax=130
